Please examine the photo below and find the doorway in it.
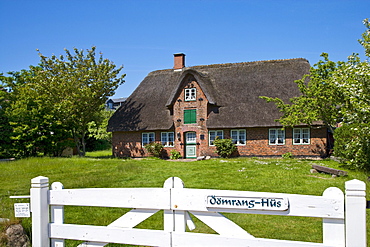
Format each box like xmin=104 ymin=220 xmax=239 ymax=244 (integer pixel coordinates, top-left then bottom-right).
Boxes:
xmin=185 ymin=132 xmax=197 ymax=158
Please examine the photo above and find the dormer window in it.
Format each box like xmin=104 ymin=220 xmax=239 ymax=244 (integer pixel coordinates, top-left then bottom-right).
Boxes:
xmin=185 ymin=88 xmax=196 ymax=101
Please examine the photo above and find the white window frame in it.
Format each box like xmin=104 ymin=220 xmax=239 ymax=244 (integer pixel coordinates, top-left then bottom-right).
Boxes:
xmin=231 ymin=129 xmax=246 ymax=145
xmin=293 ymin=128 xmax=310 ymax=145
xmin=269 ymin=128 xmax=285 ymax=145
xmin=186 ymin=132 xmax=197 ymax=144
xmin=142 ymin=132 xmax=155 ymax=146
xmin=185 ymin=88 xmax=196 ymax=101
xmin=161 ymin=132 xmax=174 ymax=147
xmin=209 ymin=130 xmax=224 ymax=146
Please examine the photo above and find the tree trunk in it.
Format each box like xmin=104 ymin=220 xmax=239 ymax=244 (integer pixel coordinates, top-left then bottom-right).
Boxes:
xmin=72 ymin=129 xmax=81 ymax=157
xmin=81 ymin=131 xmax=86 ymax=157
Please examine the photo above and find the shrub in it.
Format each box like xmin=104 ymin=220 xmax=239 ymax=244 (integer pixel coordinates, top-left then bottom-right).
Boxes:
xmin=282 ymin=152 xmax=293 ymax=159
xmin=144 ymin=143 xmax=164 ymax=158
xmin=170 ymin=150 xmax=181 ymax=160
xmin=334 ymin=123 xmax=370 ymax=170
xmin=213 ymin=138 xmax=237 ymax=158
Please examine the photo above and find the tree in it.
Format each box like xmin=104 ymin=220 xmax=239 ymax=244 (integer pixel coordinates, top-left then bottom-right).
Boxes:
xmin=261 ymin=19 xmax=370 ymax=170
xmin=2 ymin=69 xmax=74 ymax=157
xmin=31 ymin=47 xmax=125 ymax=156
xmin=87 ymin=108 xmax=114 ymax=144
xmin=260 ymin=53 xmax=341 ymax=133
xmin=0 ymin=73 xmax=13 ymax=157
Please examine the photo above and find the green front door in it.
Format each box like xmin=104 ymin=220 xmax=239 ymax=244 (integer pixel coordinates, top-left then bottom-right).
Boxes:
xmin=185 ymin=132 xmax=197 ymax=158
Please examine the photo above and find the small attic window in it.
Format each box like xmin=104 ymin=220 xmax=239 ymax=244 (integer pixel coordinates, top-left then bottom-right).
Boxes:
xmin=185 ymin=88 xmax=196 ymax=101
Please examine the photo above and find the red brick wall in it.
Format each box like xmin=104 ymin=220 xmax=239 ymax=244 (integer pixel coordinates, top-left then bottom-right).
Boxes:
xmin=112 ymin=127 xmax=328 ymax=158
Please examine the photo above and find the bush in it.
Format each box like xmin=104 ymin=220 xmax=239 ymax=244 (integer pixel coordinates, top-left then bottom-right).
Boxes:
xmin=213 ymin=138 xmax=237 ymax=158
xmin=334 ymin=123 xmax=370 ymax=170
xmin=282 ymin=152 xmax=293 ymax=159
xmin=144 ymin=143 xmax=164 ymax=158
xmin=170 ymin=150 xmax=181 ymax=160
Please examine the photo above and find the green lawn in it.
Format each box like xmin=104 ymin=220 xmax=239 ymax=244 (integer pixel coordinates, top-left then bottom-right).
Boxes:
xmin=0 ymin=152 xmax=369 ymax=246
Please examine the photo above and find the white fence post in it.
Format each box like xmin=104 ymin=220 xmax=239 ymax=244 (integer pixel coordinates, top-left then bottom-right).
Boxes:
xmin=51 ymin=182 xmax=64 ymax=247
xmin=164 ymin=177 xmax=186 ymax=232
xmin=322 ymin=187 xmax=345 ymax=246
xmin=345 ymin=179 xmax=366 ymax=247
xmin=30 ymin=176 xmax=50 ymax=247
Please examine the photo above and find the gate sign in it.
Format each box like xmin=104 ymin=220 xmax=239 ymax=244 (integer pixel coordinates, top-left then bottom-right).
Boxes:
xmin=206 ymin=195 xmax=289 ymax=211
xmin=14 ymin=203 xmax=30 ymax=217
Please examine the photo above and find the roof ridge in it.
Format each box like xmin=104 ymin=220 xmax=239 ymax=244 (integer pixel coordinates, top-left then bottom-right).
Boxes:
xmin=190 ymin=58 xmax=308 ymax=69
xmin=148 ymin=58 xmax=309 ymax=75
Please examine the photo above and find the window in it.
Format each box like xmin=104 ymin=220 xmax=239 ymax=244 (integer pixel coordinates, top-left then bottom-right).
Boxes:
xmin=269 ymin=128 xmax=285 ymax=145
xmin=185 ymin=88 xmax=196 ymax=101
xmin=209 ymin=130 xmax=224 ymax=146
xmin=293 ymin=128 xmax=310 ymax=144
xmin=184 ymin=109 xmax=196 ymax=124
xmin=186 ymin=132 xmax=197 ymax=143
xmin=161 ymin=132 xmax=174 ymax=147
xmin=142 ymin=132 xmax=155 ymax=146
xmin=231 ymin=129 xmax=246 ymax=145
xmin=107 ymin=102 xmax=114 ymax=109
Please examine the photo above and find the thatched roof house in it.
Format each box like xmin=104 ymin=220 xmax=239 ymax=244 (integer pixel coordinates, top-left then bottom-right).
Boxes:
xmin=108 ymin=54 xmax=329 ymax=158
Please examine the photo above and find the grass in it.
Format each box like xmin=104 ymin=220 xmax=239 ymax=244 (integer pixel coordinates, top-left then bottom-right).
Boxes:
xmin=0 ymin=151 xmax=369 ymax=246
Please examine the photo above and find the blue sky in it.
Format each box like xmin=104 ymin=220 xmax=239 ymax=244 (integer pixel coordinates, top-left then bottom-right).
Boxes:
xmin=1 ymin=0 xmax=369 ymax=98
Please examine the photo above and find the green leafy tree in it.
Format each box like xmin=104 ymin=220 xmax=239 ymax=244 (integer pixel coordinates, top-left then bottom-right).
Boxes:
xmin=87 ymin=109 xmax=114 ymax=144
xmin=31 ymin=47 xmax=125 ymax=156
xmin=3 ymin=69 xmax=74 ymax=157
xmin=0 ymin=73 xmax=13 ymax=157
xmin=262 ymin=19 xmax=370 ymax=169
xmin=260 ymin=53 xmax=341 ymax=133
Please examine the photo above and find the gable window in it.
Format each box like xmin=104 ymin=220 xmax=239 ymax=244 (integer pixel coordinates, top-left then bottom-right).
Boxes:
xmin=184 ymin=109 xmax=196 ymax=124
xmin=142 ymin=132 xmax=155 ymax=146
xmin=269 ymin=128 xmax=285 ymax=145
xmin=185 ymin=88 xmax=196 ymax=101
xmin=293 ymin=128 xmax=310 ymax=144
xmin=161 ymin=132 xmax=174 ymax=147
xmin=209 ymin=130 xmax=224 ymax=146
xmin=231 ymin=129 xmax=246 ymax=145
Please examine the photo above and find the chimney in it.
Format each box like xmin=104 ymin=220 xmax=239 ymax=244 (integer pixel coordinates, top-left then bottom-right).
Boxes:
xmin=173 ymin=53 xmax=185 ymax=70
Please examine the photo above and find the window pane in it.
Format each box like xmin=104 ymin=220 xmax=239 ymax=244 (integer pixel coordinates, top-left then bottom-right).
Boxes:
xmin=186 ymin=132 xmax=196 ymax=143
xmin=277 ymin=130 xmax=284 ymax=144
xmin=149 ymin=133 xmax=154 ymax=143
xmin=231 ymin=130 xmax=238 ymax=144
xmin=168 ymin=132 xmax=174 ymax=141
xmin=209 ymin=130 xmax=223 ymax=146
xmin=191 ymin=88 xmax=196 ymax=100
xmin=143 ymin=134 xmax=148 ymax=145
xmin=269 ymin=129 xmax=276 ymax=144
xmin=239 ymin=130 xmax=246 ymax=144
xmin=143 ymin=133 xmax=154 ymax=145
xmin=168 ymin=132 xmax=174 ymax=146
xmin=185 ymin=90 xmax=190 ymax=101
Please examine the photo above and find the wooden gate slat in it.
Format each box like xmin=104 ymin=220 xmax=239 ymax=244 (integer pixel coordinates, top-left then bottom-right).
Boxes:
xmin=171 ymin=232 xmax=337 ymax=247
xmin=50 ymin=223 xmax=171 ymax=247
xmin=49 ymin=188 xmax=170 ymax=209
xmin=190 ymin=211 xmax=254 ymax=239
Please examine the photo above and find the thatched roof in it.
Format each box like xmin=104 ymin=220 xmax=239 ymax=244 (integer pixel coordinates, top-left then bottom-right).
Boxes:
xmin=108 ymin=58 xmax=310 ymax=132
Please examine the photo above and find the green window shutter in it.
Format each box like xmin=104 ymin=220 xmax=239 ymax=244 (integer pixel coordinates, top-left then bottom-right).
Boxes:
xmin=184 ymin=109 xmax=196 ymax=124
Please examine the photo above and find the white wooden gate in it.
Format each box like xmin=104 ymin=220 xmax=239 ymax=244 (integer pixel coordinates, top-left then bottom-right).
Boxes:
xmin=30 ymin=176 xmax=366 ymax=247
